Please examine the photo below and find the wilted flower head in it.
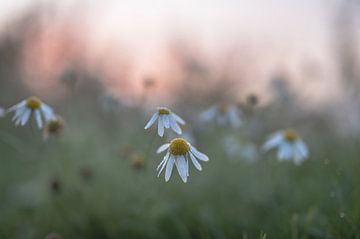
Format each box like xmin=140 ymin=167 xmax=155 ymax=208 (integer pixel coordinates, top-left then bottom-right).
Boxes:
xmin=7 ymin=96 xmax=55 ymax=128
xmin=156 ymin=137 xmax=209 ymax=183
xmin=43 ymin=115 xmax=64 ymax=140
xmin=130 ymin=152 xmax=145 ymax=170
xmin=262 ymin=129 xmax=309 ymax=165
xmin=199 ymin=103 xmax=242 ymax=128
xmin=144 ymin=107 xmax=185 ymax=137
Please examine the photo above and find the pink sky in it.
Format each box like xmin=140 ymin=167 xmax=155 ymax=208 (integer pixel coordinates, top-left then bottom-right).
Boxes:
xmin=0 ymin=0 xmax=354 ymax=105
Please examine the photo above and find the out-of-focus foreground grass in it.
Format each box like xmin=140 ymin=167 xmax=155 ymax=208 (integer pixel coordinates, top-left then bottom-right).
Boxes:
xmin=0 ymin=83 xmax=360 ymax=239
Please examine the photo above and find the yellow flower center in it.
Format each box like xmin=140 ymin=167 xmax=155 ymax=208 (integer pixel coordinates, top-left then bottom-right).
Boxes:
xmin=158 ymin=108 xmax=170 ymax=115
xmin=26 ymin=96 xmax=41 ymax=110
xmin=283 ymin=129 xmax=299 ymax=142
xmin=169 ymin=138 xmax=190 ymax=155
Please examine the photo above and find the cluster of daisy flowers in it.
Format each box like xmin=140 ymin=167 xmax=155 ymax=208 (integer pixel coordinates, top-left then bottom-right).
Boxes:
xmin=199 ymin=100 xmax=309 ymax=165
xmin=4 ymin=96 xmax=64 ymax=139
xmin=144 ymin=107 xmax=209 ymax=183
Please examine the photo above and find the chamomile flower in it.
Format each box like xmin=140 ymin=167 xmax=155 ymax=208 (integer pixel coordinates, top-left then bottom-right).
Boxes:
xmin=144 ymin=107 xmax=185 ymax=137
xmin=199 ymin=103 xmax=242 ymax=128
xmin=262 ymin=129 xmax=309 ymax=165
xmin=7 ymin=96 xmax=55 ymax=128
xmin=156 ymin=138 xmax=209 ymax=183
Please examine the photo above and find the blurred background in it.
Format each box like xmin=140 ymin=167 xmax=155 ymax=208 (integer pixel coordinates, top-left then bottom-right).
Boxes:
xmin=0 ymin=0 xmax=360 ymax=238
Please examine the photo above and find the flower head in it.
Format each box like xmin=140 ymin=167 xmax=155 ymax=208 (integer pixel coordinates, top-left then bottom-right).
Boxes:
xmin=156 ymin=137 xmax=209 ymax=183
xmin=144 ymin=107 xmax=185 ymax=137
xmin=43 ymin=115 xmax=65 ymax=140
xmin=7 ymin=96 xmax=55 ymax=128
xmin=199 ymin=103 xmax=242 ymax=128
xmin=262 ymin=129 xmax=309 ymax=165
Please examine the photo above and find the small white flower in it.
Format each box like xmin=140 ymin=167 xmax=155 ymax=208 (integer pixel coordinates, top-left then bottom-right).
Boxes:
xmin=144 ymin=107 xmax=185 ymax=137
xmin=156 ymin=138 xmax=209 ymax=183
xmin=0 ymin=107 xmax=5 ymax=118
xmin=262 ymin=129 xmax=309 ymax=165
xmin=7 ymin=96 xmax=55 ymax=129
xmin=199 ymin=103 xmax=242 ymax=128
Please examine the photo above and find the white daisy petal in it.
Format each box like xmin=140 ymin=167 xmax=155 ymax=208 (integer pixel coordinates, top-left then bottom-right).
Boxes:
xmin=40 ymin=103 xmax=55 ymax=121
xmin=158 ymin=117 xmax=165 ymax=137
xmin=190 ymin=146 xmax=209 ymax=162
xmin=34 ymin=109 xmax=43 ymax=128
xmin=20 ymin=109 xmax=31 ymax=126
xmin=163 ymin=115 xmax=170 ymax=128
xmin=199 ymin=107 xmax=216 ymax=122
xmin=7 ymin=100 xmax=26 ymax=113
xmin=156 ymin=143 xmax=170 ymax=154
xmin=262 ymin=132 xmax=284 ymax=151
xmin=189 ymin=152 xmax=202 ymax=171
xmin=175 ymin=155 xmax=188 ymax=183
xmin=12 ymin=105 xmax=27 ymax=121
xmin=157 ymin=152 xmax=170 ymax=176
xmin=277 ymin=142 xmax=293 ymax=160
xmin=169 ymin=116 xmax=182 ymax=134
xmin=144 ymin=112 xmax=159 ymax=129
xmin=172 ymin=113 xmax=185 ymax=125
xmin=165 ymin=155 xmax=175 ymax=182
xmin=295 ymin=140 xmax=309 ymax=158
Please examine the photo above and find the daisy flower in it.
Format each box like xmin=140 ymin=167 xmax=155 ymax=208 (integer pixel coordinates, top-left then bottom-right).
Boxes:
xmin=262 ymin=129 xmax=309 ymax=165
xmin=144 ymin=107 xmax=185 ymax=137
xmin=156 ymin=137 xmax=209 ymax=183
xmin=199 ymin=103 xmax=242 ymax=128
xmin=7 ymin=96 xmax=55 ymax=128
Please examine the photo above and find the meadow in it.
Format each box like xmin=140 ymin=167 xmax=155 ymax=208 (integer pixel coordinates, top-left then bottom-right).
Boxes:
xmin=0 ymin=74 xmax=360 ymax=239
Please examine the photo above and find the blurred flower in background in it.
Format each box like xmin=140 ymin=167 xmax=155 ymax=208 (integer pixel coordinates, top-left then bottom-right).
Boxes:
xmin=130 ymin=152 xmax=145 ymax=170
xmin=199 ymin=103 xmax=242 ymax=128
xmin=43 ymin=115 xmax=65 ymax=140
xmin=222 ymin=136 xmax=258 ymax=163
xmin=263 ymin=129 xmax=309 ymax=165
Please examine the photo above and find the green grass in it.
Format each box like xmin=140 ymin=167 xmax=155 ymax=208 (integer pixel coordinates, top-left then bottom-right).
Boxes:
xmin=0 ymin=103 xmax=360 ymax=239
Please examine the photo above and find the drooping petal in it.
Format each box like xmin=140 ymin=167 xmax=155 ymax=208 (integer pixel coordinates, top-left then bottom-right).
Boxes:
xmin=157 ymin=152 xmax=170 ymax=176
xmin=295 ymin=140 xmax=309 ymax=158
xmin=34 ymin=109 xmax=43 ymax=128
xmin=165 ymin=155 xmax=175 ymax=182
xmin=12 ymin=105 xmax=27 ymax=121
xmin=189 ymin=152 xmax=202 ymax=171
xmin=169 ymin=115 xmax=182 ymax=135
xmin=277 ymin=142 xmax=293 ymax=160
xmin=144 ymin=112 xmax=159 ymax=129
xmin=190 ymin=146 xmax=209 ymax=161
xmin=172 ymin=113 xmax=185 ymax=125
xmin=262 ymin=132 xmax=284 ymax=151
xmin=156 ymin=143 xmax=170 ymax=154
xmin=175 ymin=155 xmax=188 ymax=183
xmin=40 ymin=103 xmax=55 ymax=121
xmin=20 ymin=109 xmax=31 ymax=126
xmin=158 ymin=116 xmax=165 ymax=137
xmin=163 ymin=115 xmax=170 ymax=128
xmin=7 ymin=100 xmax=26 ymax=113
